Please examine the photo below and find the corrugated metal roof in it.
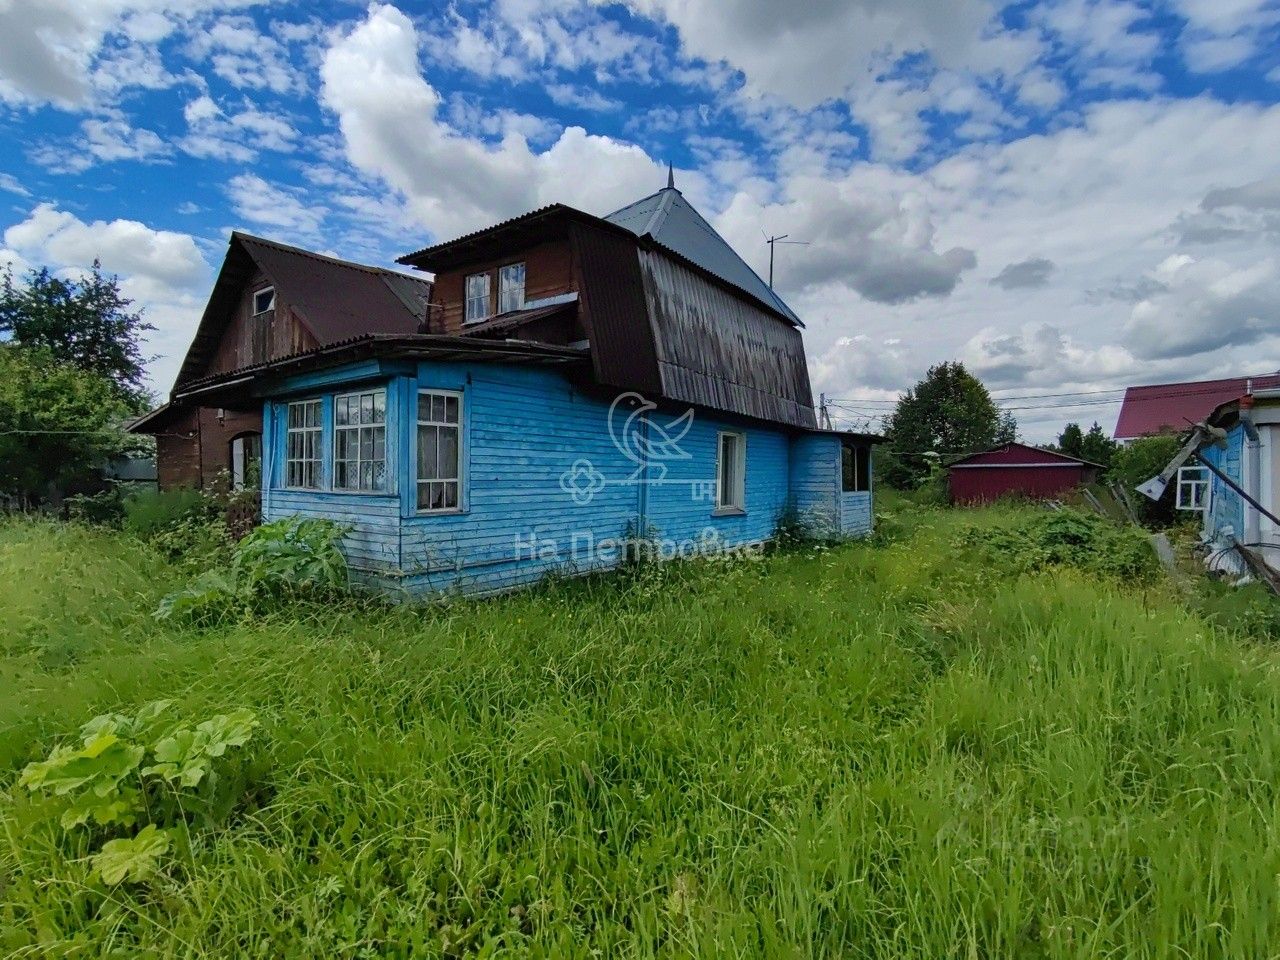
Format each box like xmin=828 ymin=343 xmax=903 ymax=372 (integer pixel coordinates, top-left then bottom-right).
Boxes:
xmin=604 ymin=187 xmax=803 ymax=326
xmin=176 ymin=233 xmax=431 ymax=386
xmin=1114 ymin=373 xmax=1280 ymax=439
xmin=235 ymin=233 xmax=430 ymax=345
xmin=946 ymin=442 xmax=1105 ymax=470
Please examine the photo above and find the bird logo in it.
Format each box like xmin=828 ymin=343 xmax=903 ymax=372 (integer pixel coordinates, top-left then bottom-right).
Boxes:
xmin=608 ymin=392 xmax=694 ymax=481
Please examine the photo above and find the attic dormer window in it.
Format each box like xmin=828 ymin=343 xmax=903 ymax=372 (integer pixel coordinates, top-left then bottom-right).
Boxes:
xmin=253 ymin=287 xmax=275 ymax=316
xmin=465 ymin=273 xmax=490 ymax=323
xmin=499 ymin=262 xmax=525 ymax=313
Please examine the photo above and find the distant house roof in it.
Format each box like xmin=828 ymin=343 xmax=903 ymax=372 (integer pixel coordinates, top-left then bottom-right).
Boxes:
xmin=1113 ymin=373 xmax=1280 ymax=440
xmin=175 ymin=232 xmax=431 ymax=387
xmin=603 ymin=184 xmax=802 ymax=326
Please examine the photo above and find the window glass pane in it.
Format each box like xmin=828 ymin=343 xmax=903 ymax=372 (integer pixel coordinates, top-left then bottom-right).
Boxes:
xmin=335 ymin=398 xmax=348 ymax=426
xmin=420 ymin=426 xmax=439 ymax=479
xmin=418 ymin=393 xmax=431 ymax=422
xmin=444 ymin=396 xmax=459 ymax=423
xmin=444 ymin=481 xmax=458 ymax=509
xmin=441 ymin=426 xmax=459 ymax=480
xmin=373 ymin=391 xmax=385 ymax=423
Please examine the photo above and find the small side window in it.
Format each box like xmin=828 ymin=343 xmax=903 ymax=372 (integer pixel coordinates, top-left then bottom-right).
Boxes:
xmin=842 ymin=445 xmax=870 ymax=492
xmin=716 ymin=431 xmax=746 ymax=512
xmin=1176 ymin=465 xmax=1209 ymax=511
xmin=253 ymin=287 xmax=275 ymax=315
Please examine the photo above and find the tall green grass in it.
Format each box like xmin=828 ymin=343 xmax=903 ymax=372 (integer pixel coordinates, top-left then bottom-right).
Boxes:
xmin=2 ymin=505 xmax=1279 ymax=957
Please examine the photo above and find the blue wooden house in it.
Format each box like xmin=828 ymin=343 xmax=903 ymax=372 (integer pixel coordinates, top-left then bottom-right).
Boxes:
xmin=1175 ymin=379 xmax=1280 ymax=575
xmin=150 ymin=178 xmax=879 ymax=596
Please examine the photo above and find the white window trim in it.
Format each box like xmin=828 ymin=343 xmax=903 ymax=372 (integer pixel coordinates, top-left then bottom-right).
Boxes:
xmin=332 ymin=389 xmax=388 ymax=493
xmin=416 ymin=388 xmax=464 ymax=514
xmin=498 ymin=262 xmax=526 ymax=315
xmin=1176 ymin=465 xmax=1209 ymax=511
xmin=715 ymin=430 xmax=747 ymax=514
xmin=284 ymin=400 xmax=321 ymax=490
xmin=253 ymin=286 xmax=275 ymax=316
xmin=464 ymin=272 xmax=491 ymax=324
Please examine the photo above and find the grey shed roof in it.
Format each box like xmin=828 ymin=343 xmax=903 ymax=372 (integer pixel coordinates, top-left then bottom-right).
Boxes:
xmin=604 ymin=185 xmax=803 ymax=327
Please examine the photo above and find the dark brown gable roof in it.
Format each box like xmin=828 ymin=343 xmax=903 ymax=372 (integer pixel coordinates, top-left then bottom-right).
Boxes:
xmin=175 ymin=232 xmax=431 ymax=387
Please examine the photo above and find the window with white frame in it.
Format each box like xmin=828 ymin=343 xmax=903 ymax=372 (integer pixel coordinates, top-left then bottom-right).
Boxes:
xmin=416 ymin=390 xmax=462 ymax=511
xmin=498 ymin=262 xmax=526 ymax=314
xmin=253 ymin=287 xmax=275 ymax=315
xmin=1176 ymin=465 xmax=1209 ymax=511
xmin=716 ymin=431 xmax=746 ymax=511
xmin=465 ymin=272 xmax=490 ymax=323
xmin=333 ymin=390 xmax=386 ymax=491
xmin=285 ymin=400 xmax=321 ymax=489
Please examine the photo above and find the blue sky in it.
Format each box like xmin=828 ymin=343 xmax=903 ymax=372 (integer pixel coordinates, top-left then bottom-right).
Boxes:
xmin=2 ymin=0 xmax=1279 ymax=438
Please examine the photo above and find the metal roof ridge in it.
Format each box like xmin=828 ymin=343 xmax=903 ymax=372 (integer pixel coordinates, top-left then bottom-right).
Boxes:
xmin=232 ymin=231 xmax=420 ymax=280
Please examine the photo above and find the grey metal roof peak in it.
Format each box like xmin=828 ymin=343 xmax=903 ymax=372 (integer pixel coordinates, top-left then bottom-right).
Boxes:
xmin=603 ymin=186 xmax=803 ymax=326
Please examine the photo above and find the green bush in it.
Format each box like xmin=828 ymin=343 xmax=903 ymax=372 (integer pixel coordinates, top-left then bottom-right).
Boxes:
xmin=122 ymin=487 xmax=210 ymax=538
xmin=1107 ymin=433 xmax=1183 ymax=528
xmin=156 ymin=516 xmax=349 ymax=623
xmin=962 ymin=509 xmax=1159 ymax=583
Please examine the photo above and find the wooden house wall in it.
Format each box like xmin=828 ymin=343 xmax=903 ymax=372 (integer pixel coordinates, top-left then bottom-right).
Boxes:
xmin=429 ymin=240 xmax=574 ymax=335
xmin=198 ymin=407 xmax=263 ymax=487
xmin=207 ymin=268 xmax=318 ymax=376
xmin=155 ymin=406 xmax=202 ymax=489
xmin=635 ymin=249 xmax=816 ymax=429
xmin=259 ymin=359 xmax=857 ymax=598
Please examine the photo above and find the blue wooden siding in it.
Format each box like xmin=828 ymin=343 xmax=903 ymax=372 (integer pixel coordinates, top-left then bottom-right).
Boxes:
xmin=840 ymin=491 xmax=873 ymax=536
xmin=261 ymin=359 xmax=867 ymax=597
xmin=1202 ymin=423 xmax=1245 ymax=543
xmin=789 ymin=434 xmax=840 ymax=535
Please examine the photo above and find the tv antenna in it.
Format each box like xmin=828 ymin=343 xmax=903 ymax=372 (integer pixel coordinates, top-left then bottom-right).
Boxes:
xmin=763 ymin=231 xmax=809 ymax=288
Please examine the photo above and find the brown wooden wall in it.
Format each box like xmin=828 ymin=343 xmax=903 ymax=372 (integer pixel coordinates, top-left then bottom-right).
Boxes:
xmin=430 ymin=240 xmax=574 ymax=334
xmin=206 ymin=269 xmax=318 ymax=377
xmin=156 ymin=407 xmax=202 ymax=490
xmin=155 ymin=406 xmax=263 ymax=490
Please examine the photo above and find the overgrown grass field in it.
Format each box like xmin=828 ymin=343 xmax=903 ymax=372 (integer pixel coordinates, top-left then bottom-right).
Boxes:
xmin=2 ymin=502 xmax=1279 ymax=957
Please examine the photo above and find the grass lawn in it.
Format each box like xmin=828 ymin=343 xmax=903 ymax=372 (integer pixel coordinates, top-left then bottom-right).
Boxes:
xmin=2 ymin=501 xmax=1279 ymax=957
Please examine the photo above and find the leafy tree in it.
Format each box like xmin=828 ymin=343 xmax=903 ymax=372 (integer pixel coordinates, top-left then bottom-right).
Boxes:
xmin=883 ymin=362 xmax=1015 ymax=487
xmin=1080 ymin=421 xmax=1118 ymax=469
xmin=0 ymin=261 xmax=153 ymax=405
xmin=0 ymin=345 xmax=135 ymax=505
xmin=1107 ymin=432 xmax=1182 ymax=527
xmin=1057 ymin=422 xmax=1085 ymax=458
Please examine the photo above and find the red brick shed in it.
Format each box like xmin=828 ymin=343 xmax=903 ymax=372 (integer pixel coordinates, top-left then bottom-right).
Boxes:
xmin=946 ymin=443 xmax=1102 ymax=504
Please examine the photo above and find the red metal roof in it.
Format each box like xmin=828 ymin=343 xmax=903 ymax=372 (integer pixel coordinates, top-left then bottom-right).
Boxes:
xmin=1113 ymin=373 xmax=1280 ymax=439
xmin=947 ymin=443 xmax=1104 ymax=469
